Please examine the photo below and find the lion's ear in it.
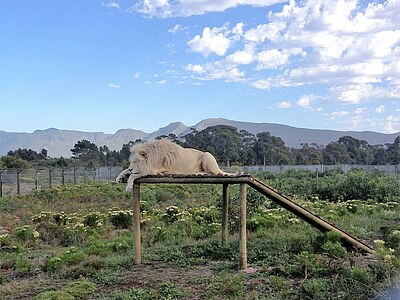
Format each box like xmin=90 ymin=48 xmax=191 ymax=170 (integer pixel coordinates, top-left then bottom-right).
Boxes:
xmin=139 ymin=150 xmax=148 ymax=159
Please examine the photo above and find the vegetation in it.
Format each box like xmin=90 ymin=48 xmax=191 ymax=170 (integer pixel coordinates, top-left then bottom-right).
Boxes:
xmin=0 ymin=170 xmax=399 ymax=299
xmin=2 ymin=125 xmax=399 ymax=169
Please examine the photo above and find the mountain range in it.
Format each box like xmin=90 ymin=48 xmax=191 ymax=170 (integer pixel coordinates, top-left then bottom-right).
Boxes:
xmin=1 ymin=118 xmax=399 ymax=158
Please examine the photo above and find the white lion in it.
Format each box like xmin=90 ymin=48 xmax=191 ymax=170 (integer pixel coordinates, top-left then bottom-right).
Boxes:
xmin=116 ymin=139 xmax=237 ymax=191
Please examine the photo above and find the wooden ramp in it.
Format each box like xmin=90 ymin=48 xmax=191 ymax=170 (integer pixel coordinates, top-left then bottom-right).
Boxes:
xmin=247 ymin=176 xmax=375 ymax=254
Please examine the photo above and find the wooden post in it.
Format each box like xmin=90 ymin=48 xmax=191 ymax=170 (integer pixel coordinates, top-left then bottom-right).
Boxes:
xmin=221 ymin=184 xmax=229 ymax=245
xmin=133 ymin=182 xmax=141 ymax=265
xmin=16 ymin=169 xmax=22 ymax=195
xmin=239 ymin=183 xmax=248 ymax=270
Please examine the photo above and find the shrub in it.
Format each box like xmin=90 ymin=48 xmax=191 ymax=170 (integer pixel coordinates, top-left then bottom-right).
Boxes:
xmin=62 ymin=280 xmax=97 ymax=299
xmin=206 ymin=271 xmax=244 ymax=299
xmin=269 ymin=275 xmax=288 ymax=291
xmin=13 ymin=225 xmax=39 ymax=247
xmin=0 ymin=233 xmax=19 ymax=252
xmin=108 ymin=208 xmax=132 ymax=229
xmin=14 ymin=256 xmax=34 ymax=277
xmin=33 ymin=290 xmax=75 ymax=300
xmin=43 ymin=247 xmax=86 ymax=272
xmin=302 ymin=278 xmax=330 ymax=299
xmin=387 ymin=230 xmax=400 ymax=250
xmin=82 ymin=212 xmax=105 ymax=228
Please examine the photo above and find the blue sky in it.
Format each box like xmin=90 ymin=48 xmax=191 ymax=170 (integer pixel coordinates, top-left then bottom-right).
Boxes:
xmin=1 ymin=0 xmax=399 ymax=134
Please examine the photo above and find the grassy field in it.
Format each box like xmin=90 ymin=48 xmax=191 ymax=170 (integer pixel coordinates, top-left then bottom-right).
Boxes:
xmin=0 ymin=170 xmax=399 ymax=299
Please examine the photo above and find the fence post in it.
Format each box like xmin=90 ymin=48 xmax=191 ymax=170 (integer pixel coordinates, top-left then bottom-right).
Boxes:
xmin=61 ymin=168 xmax=65 ymax=185
xmin=48 ymin=167 xmax=54 ymax=188
xmin=0 ymin=170 xmax=3 ymax=197
xmin=16 ymin=169 xmax=22 ymax=195
xmin=35 ymin=170 xmax=39 ymax=191
xmin=73 ymin=167 xmax=78 ymax=184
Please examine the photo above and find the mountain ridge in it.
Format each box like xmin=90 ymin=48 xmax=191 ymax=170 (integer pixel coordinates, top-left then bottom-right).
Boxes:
xmin=1 ymin=118 xmax=399 ymax=157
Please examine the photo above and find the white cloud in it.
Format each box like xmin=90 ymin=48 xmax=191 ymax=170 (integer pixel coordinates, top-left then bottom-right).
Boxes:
xmin=329 ymin=84 xmax=374 ymax=104
xmin=384 ymin=115 xmax=400 ymax=133
xmin=297 ymin=96 xmax=311 ymax=108
xmin=227 ymin=48 xmax=254 ymax=65
xmin=375 ymin=105 xmax=385 ymax=113
xmin=102 ymin=2 xmax=120 ymax=9
xmin=134 ymin=0 xmax=285 ymax=18
xmin=244 ymin=22 xmax=286 ymax=43
xmin=157 ymin=79 xmax=167 ymax=84
xmin=168 ymin=24 xmax=188 ymax=34
xmin=177 ymin=0 xmax=400 ymax=118
xmin=331 ymin=111 xmax=350 ymax=119
xmin=187 ymin=26 xmax=231 ymax=57
xmin=354 ymin=107 xmax=366 ymax=114
xmin=185 ymin=64 xmax=205 ymax=73
xmin=134 ymin=72 xmax=141 ymax=79
xmin=277 ymin=101 xmax=291 ymax=109
xmin=187 ymin=61 xmax=245 ymax=82
xmin=108 ymin=83 xmax=120 ymax=88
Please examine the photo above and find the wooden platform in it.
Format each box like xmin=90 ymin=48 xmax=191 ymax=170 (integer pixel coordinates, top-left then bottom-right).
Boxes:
xmin=130 ymin=174 xmax=375 ymax=269
xmin=135 ymin=174 xmax=251 ymax=184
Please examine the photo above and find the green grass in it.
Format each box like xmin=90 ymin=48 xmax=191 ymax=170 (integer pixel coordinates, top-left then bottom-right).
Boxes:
xmin=0 ymin=173 xmax=399 ymax=299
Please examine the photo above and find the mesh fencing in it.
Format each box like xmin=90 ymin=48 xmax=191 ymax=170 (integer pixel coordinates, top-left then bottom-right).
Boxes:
xmin=0 ymin=164 xmax=398 ymax=196
xmin=0 ymin=167 xmax=123 ymax=196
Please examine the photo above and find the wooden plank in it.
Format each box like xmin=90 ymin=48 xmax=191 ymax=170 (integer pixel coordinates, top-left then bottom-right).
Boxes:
xmin=135 ymin=174 xmax=250 ymax=185
xmin=247 ymin=177 xmax=375 ymax=254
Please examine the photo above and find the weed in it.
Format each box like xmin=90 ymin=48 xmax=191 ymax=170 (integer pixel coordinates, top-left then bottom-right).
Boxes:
xmin=206 ymin=271 xmax=244 ymax=299
xmin=302 ymin=278 xmax=330 ymax=299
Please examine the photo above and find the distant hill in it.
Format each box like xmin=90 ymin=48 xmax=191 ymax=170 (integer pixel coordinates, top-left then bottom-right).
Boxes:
xmin=1 ymin=118 xmax=399 ymax=157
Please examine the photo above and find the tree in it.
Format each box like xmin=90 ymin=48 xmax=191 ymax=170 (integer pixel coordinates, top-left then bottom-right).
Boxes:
xmin=70 ymin=140 xmax=100 ymax=166
xmin=322 ymin=142 xmax=351 ymax=164
xmin=294 ymin=144 xmax=323 ymax=165
xmin=0 ymin=156 xmax=30 ymax=169
xmin=239 ymin=130 xmax=257 ymax=165
xmin=7 ymin=148 xmax=47 ymax=161
xmin=337 ymin=136 xmax=373 ymax=164
xmin=253 ymin=132 xmax=290 ymax=165
xmin=386 ymin=136 xmax=400 ymax=164
xmin=183 ymin=125 xmax=242 ymax=166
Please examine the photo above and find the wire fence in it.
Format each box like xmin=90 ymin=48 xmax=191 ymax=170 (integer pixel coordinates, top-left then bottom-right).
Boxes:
xmin=0 ymin=164 xmax=398 ymax=196
xmin=0 ymin=167 xmax=123 ymax=197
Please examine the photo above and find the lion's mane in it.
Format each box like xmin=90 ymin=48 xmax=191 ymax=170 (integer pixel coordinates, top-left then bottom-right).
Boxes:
xmin=130 ymin=139 xmax=184 ymax=175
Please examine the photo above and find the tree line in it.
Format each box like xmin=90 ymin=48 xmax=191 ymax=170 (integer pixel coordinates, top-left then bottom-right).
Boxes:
xmin=1 ymin=125 xmax=399 ymax=169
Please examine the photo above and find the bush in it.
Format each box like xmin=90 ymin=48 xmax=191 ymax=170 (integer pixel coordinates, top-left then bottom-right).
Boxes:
xmin=62 ymin=280 xmax=97 ymax=299
xmin=302 ymin=278 xmax=330 ymax=299
xmin=13 ymin=225 xmax=39 ymax=247
xmin=33 ymin=290 xmax=75 ymax=300
xmin=108 ymin=208 xmax=132 ymax=229
xmin=206 ymin=271 xmax=244 ymax=299
xmin=43 ymin=247 xmax=86 ymax=272
xmin=14 ymin=256 xmax=34 ymax=277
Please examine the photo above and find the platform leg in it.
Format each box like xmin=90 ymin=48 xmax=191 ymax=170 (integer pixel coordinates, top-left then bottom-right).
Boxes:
xmin=239 ymin=183 xmax=248 ymax=270
xmin=221 ymin=184 xmax=229 ymax=245
xmin=133 ymin=182 xmax=141 ymax=265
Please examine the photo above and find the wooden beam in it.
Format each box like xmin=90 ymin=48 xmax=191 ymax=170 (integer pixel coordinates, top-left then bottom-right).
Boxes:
xmin=239 ymin=183 xmax=248 ymax=269
xmin=221 ymin=183 xmax=229 ymax=245
xmin=133 ymin=182 xmax=141 ymax=265
xmin=135 ymin=175 xmax=250 ymax=185
xmin=247 ymin=177 xmax=375 ymax=254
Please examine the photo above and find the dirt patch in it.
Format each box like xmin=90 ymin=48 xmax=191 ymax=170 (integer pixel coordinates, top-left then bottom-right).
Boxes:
xmin=96 ymin=261 xmax=216 ymax=299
